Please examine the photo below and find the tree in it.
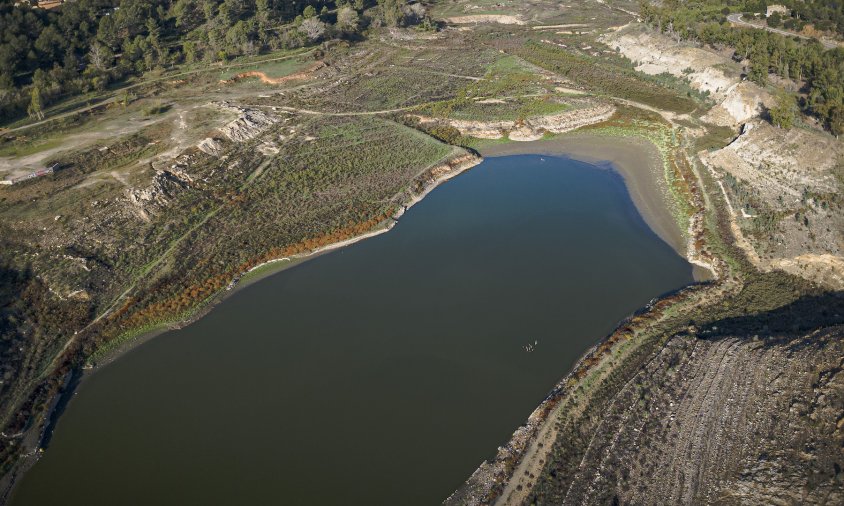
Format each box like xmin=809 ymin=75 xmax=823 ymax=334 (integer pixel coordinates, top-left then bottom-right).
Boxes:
xmin=34 ymin=25 xmax=64 ymax=64
xmin=88 ymin=43 xmax=112 ymax=72
xmin=829 ymin=106 xmax=844 ymax=137
xmin=302 ymin=5 xmax=317 ymax=19
xmin=378 ymin=0 xmax=406 ymax=27
xmin=256 ymin=0 xmax=271 ymax=29
xmin=97 ymin=15 xmax=120 ymax=50
xmin=767 ymin=12 xmax=782 ymax=28
xmin=0 ymin=73 xmax=13 ymax=92
xmin=31 ymin=68 xmax=49 ymax=93
xmin=298 ymin=17 xmax=326 ymax=41
xmin=183 ymin=41 xmax=199 ymax=63
xmin=227 ymin=20 xmax=258 ymax=56
xmin=748 ymin=42 xmax=770 ymax=85
xmin=336 ymin=7 xmax=360 ymax=34
xmin=146 ymin=18 xmax=164 ymax=62
xmin=27 ymin=86 xmax=44 ymax=121
xmin=807 ymin=61 xmax=844 ymax=132
xmin=768 ymin=92 xmax=796 ymax=128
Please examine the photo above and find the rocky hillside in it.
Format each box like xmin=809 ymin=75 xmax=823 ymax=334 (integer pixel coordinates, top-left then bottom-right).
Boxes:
xmin=529 ymin=295 xmax=844 ymax=505
xmin=701 ymin=120 xmax=844 ymax=290
xmin=602 ymin=25 xmax=773 ymax=126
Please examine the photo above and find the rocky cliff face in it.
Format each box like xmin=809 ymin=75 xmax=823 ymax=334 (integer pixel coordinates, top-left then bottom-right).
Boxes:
xmin=601 ymin=25 xmax=774 ymax=126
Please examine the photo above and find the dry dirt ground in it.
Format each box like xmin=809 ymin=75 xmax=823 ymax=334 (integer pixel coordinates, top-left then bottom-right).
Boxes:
xmin=603 ymin=25 xmax=774 ymax=126
xmin=530 ymin=318 xmax=844 ymax=505
xmin=701 ymin=120 xmax=844 ymax=290
xmin=602 ymin=23 xmax=844 ymax=291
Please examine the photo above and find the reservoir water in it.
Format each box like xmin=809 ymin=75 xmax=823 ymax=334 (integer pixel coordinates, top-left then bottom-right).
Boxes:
xmin=11 ymin=154 xmax=693 ymax=505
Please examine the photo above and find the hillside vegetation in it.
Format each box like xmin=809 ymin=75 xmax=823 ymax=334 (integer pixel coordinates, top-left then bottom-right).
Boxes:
xmin=1 ymin=0 xmax=843 ymax=503
xmin=639 ymin=0 xmax=844 ymax=134
xmin=0 ymin=0 xmax=436 ymax=123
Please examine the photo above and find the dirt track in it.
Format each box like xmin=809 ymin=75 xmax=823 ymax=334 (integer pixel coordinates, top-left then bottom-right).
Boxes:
xmin=727 ymin=13 xmax=837 ymax=49
xmin=221 ymin=61 xmax=326 ymax=85
xmin=4 ymin=50 xmax=314 ymax=133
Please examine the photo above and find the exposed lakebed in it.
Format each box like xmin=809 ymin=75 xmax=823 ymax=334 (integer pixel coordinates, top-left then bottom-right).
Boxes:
xmin=11 ymin=154 xmax=693 ymax=505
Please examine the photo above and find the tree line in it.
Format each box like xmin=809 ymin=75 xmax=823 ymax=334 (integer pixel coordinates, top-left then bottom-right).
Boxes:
xmin=0 ymin=0 xmax=435 ymax=123
xmin=639 ymin=0 xmax=844 ymax=135
xmin=772 ymin=0 xmax=844 ymax=35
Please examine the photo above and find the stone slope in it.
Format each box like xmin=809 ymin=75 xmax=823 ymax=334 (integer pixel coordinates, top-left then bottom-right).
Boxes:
xmin=529 ymin=295 xmax=844 ymax=505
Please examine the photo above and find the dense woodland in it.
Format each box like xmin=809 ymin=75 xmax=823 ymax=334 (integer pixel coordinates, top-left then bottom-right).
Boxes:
xmin=772 ymin=0 xmax=844 ymax=34
xmin=639 ymin=0 xmax=844 ymax=135
xmin=0 ymin=0 xmax=433 ymax=121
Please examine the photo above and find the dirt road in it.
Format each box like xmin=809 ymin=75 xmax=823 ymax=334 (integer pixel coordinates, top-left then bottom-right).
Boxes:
xmin=4 ymin=50 xmax=314 ymax=133
xmin=727 ymin=13 xmax=837 ymax=49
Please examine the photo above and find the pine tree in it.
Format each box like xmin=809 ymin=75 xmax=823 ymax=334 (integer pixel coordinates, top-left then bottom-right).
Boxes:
xmin=27 ymin=86 xmax=44 ymax=121
xmin=768 ymin=92 xmax=796 ymax=129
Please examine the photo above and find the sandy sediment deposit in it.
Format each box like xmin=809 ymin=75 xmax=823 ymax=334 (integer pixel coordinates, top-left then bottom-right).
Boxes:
xmin=219 ymin=61 xmax=326 ymax=85
xmin=603 ymin=25 xmax=773 ymax=126
xmin=445 ymin=14 xmax=525 ymax=25
xmin=412 ymin=103 xmax=615 ymax=142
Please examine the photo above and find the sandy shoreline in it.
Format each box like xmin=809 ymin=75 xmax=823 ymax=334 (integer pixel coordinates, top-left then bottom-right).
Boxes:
xmin=447 ymin=136 xmax=716 ymax=505
xmin=479 ymin=135 xmax=687 ymax=259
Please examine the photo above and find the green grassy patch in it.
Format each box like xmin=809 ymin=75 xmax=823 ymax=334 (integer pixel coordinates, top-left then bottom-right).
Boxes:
xmin=512 ymin=42 xmax=700 ymax=114
xmin=416 ymin=54 xmax=571 ymax=121
xmin=218 ymin=57 xmax=309 ymax=81
xmin=0 ymin=135 xmax=65 ymax=158
xmin=423 ymin=95 xmax=570 ymax=121
xmin=694 ymin=124 xmax=736 ymax=152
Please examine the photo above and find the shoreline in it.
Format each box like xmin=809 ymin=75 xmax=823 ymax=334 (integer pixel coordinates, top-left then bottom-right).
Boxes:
xmin=479 ymin=136 xmax=685 ymax=259
xmin=446 ymin=132 xmax=723 ymax=505
xmin=87 ymin=135 xmax=699 ymax=387
xmin=443 ymin=284 xmax=709 ymax=506
xmin=3 ymin=132 xmax=696 ymax=504
xmin=479 ymin=135 xmax=713 ymax=282
xmin=0 ymin=150 xmax=484 ymax=504
xmin=88 ymin=152 xmax=483 ymax=371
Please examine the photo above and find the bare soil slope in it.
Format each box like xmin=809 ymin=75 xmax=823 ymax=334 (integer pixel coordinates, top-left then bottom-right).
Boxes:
xmin=530 ymin=306 xmax=844 ymax=505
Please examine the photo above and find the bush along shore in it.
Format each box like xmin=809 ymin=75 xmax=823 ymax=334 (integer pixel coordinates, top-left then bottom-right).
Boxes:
xmin=0 ymin=146 xmax=481 ymax=502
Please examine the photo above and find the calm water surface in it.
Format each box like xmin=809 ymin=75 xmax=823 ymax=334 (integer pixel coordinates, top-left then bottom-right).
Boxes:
xmin=11 ymin=155 xmax=693 ymax=505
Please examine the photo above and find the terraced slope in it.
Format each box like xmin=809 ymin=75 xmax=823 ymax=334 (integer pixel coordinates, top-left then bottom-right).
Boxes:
xmin=532 ymin=320 xmax=844 ymax=505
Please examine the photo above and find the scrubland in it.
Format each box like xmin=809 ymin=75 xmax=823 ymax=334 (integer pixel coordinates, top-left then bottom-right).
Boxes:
xmin=1 ymin=0 xmax=843 ymax=503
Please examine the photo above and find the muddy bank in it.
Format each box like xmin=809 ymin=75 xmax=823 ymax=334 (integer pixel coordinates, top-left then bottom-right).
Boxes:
xmin=479 ymin=136 xmax=687 ymax=262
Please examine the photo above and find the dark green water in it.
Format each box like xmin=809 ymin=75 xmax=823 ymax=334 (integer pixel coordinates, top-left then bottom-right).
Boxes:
xmin=11 ymin=155 xmax=692 ymax=506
